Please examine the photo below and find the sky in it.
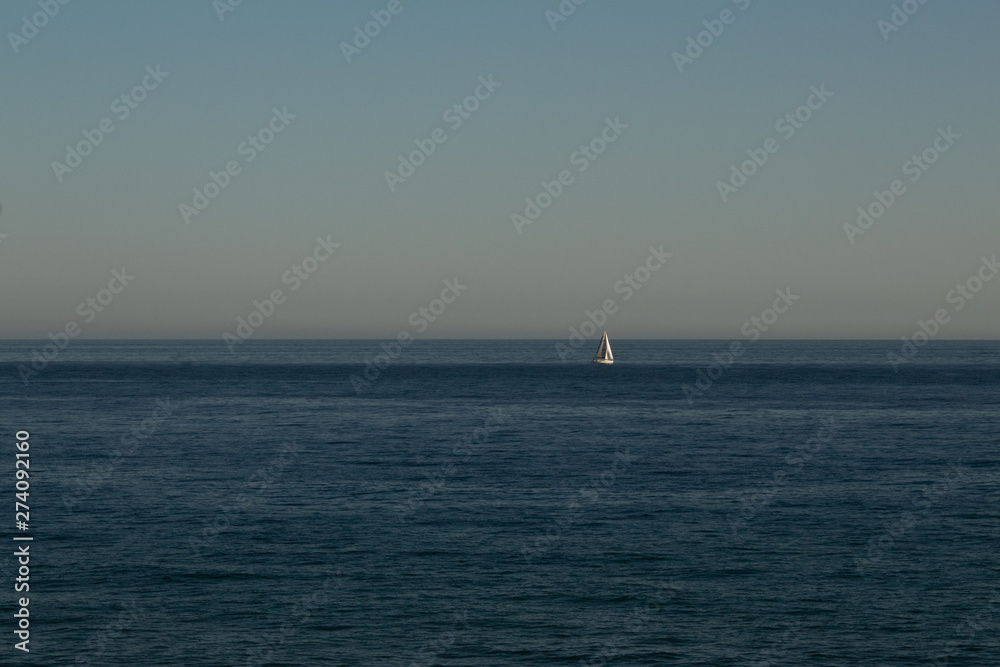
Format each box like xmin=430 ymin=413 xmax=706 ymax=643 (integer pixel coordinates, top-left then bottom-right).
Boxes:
xmin=2 ymin=0 xmax=998 ymax=339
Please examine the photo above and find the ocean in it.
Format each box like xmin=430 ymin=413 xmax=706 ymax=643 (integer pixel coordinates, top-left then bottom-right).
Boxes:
xmin=2 ymin=340 xmax=998 ymax=665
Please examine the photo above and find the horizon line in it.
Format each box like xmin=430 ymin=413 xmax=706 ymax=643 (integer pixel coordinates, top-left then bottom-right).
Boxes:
xmin=2 ymin=338 xmax=1000 ymax=343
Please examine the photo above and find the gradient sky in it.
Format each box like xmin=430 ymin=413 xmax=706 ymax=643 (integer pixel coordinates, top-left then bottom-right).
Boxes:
xmin=2 ymin=0 xmax=998 ymax=339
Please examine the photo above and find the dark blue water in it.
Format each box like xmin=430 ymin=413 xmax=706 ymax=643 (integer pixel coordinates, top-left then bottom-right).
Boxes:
xmin=2 ymin=340 xmax=999 ymax=665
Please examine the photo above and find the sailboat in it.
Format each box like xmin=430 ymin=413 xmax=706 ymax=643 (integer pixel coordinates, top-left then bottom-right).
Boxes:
xmin=591 ymin=331 xmax=614 ymax=365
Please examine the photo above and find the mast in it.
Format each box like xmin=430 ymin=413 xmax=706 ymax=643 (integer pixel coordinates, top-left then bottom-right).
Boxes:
xmin=593 ymin=331 xmax=613 ymax=363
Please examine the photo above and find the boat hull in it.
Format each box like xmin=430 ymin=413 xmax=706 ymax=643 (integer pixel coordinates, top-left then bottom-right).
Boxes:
xmin=592 ymin=331 xmax=613 ymax=364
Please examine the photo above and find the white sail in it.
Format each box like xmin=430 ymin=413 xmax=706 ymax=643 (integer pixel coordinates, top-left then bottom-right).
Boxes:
xmin=597 ymin=332 xmax=612 ymax=360
xmin=592 ymin=331 xmax=614 ymax=364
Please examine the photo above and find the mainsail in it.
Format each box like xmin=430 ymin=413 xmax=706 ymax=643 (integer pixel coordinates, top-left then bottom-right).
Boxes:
xmin=592 ymin=331 xmax=614 ymax=364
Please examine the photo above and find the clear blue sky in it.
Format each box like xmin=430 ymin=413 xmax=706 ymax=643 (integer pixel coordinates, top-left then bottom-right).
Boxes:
xmin=2 ymin=0 xmax=998 ymax=339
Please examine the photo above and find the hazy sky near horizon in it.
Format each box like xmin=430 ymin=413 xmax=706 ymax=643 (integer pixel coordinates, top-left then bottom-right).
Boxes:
xmin=2 ymin=0 xmax=999 ymax=339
